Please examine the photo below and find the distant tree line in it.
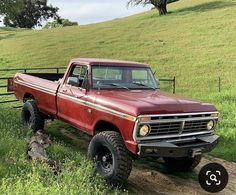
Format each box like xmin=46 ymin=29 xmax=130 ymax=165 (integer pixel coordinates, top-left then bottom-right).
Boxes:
xmin=0 ymin=0 xmax=78 ymax=29
xmin=0 ymin=0 xmax=59 ymax=28
xmin=128 ymin=0 xmax=179 ymax=15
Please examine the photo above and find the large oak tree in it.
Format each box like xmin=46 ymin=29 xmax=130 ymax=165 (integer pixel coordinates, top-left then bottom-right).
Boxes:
xmin=0 ymin=0 xmax=59 ymax=28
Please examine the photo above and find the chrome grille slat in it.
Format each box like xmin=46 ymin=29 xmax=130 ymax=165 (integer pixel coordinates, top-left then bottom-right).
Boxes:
xmin=151 ymin=125 xmax=181 ymax=129
xmin=150 ymin=129 xmax=180 ymax=133
xmin=138 ymin=119 xmax=215 ymax=138
xmin=184 ymin=125 xmax=207 ymax=129
xmin=151 ymin=124 xmax=180 ymax=128
xmin=183 ymin=130 xmax=206 ymax=133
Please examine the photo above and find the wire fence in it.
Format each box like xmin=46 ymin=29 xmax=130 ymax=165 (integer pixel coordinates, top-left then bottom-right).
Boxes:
xmin=0 ymin=67 xmax=176 ymax=107
xmin=0 ymin=67 xmax=66 ymax=107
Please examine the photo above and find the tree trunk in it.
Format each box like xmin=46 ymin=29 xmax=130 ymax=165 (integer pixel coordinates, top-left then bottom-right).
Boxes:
xmin=155 ymin=0 xmax=168 ymax=16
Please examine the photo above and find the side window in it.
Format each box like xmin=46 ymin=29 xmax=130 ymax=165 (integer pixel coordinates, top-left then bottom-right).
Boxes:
xmin=72 ymin=66 xmax=82 ymax=77
xmin=67 ymin=65 xmax=88 ymax=88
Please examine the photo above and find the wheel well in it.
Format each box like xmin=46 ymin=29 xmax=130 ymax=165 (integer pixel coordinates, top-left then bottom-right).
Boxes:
xmin=23 ymin=93 xmax=35 ymax=102
xmin=94 ymin=120 xmax=120 ymax=135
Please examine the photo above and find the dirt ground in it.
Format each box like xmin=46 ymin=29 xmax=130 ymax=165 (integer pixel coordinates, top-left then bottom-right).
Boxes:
xmin=128 ymin=157 xmax=236 ymax=195
xmin=60 ymin=129 xmax=236 ymax=195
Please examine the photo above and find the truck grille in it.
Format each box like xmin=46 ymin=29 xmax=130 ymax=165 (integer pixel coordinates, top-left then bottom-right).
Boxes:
xmin=149 ymin=122 xmax=182 ymax=136
xmin=183 ymin=120 xmax=209 ymax=133
xmin=148 ymin=120 xmax=209 ymax=137
xmin=135 ymin=112 xmax=218 ymax=140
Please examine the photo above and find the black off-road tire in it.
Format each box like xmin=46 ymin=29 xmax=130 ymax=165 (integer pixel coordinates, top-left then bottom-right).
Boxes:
xmin=88 ymin=131 xmax=132 ymax=187
xmin=21 ymin=101 xmax=45 ymax=132
xmin=163 ymin=155 xmax=202 ymax=172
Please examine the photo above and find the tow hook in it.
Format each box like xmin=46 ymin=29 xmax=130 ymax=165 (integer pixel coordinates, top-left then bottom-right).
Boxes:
xmin=191 ymin=148 xmax=202 ymax=157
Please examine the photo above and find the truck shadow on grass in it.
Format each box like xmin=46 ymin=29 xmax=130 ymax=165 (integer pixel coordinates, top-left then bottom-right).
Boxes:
xmin=45 ymin=121 xmax=198 ymax=182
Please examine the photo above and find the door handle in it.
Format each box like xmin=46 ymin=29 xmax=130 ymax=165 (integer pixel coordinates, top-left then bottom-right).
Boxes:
xmin=75 ymin=94 xmax=83 ymax=98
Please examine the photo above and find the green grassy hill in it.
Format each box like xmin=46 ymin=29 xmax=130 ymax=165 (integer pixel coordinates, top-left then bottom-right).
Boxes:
xmin=0 ymin=0 xmax=236 ymax=193
xmin=0 ymin=0 xmax=235 ymax=93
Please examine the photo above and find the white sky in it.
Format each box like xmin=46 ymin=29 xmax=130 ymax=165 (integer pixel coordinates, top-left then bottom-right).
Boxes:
xmin=0 ymin=1 xmax=152 ymax=27
xmin=0 ymin=16 xmax=3 ymax=27
xmin=48 ymin=0 xmax=152 ymax=25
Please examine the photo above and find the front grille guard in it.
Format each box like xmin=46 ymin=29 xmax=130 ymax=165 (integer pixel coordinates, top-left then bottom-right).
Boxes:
xmin=133 ymin=112 xmax=219 ymax=141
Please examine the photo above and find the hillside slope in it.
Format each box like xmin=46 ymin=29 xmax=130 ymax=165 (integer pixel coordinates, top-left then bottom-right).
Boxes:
xmin=0 ymin=0 xmax=235 ymax=93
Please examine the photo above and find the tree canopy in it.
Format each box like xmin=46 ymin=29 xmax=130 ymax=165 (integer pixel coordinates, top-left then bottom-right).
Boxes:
xmin=128 ymin=0 xmax=179 ymax=15
xmin=0 ymin=0 xmax=59 ymax=28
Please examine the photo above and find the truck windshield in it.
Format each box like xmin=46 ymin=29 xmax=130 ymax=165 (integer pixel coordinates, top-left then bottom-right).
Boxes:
xmin=92 ymin=66 xmax=159 ymax=90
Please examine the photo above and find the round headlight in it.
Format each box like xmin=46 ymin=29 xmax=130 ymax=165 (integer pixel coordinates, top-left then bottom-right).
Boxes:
xmin=207 ymin=120 xmax=214 ymax=130
xmin=139 ymin=125 xmax=150 ymax=137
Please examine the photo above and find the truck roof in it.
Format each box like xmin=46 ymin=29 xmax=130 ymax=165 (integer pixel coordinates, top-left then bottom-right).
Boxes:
xmin=71 ymin=58 xmax=149 ymax=67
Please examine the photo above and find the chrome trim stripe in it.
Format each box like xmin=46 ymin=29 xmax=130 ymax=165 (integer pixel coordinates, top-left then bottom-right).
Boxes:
xmin=138 ymin=112 xmax=219 ymax=118
xmin=57 ymin=93 xmax=136 ymax=122
xmin=15 ymin=80 xmax=56 ymax=96
xmin=140 ymin=117 xmax=218 ymax=124
xmin=133 ymin=119 xmax=140 ymax=141
xmin=136 ymin=131 xmax=213 ymax=141
xmin=58 ymin=92 xmax=86 ymax=104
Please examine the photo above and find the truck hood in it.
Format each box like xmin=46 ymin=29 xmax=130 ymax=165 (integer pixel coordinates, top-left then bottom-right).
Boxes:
xmin=94 ymin=90 xmax=216 ymax=117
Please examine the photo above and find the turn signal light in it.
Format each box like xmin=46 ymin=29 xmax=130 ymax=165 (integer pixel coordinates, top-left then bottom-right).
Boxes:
xmin=139 ymin=117 xmax=151 ymax=122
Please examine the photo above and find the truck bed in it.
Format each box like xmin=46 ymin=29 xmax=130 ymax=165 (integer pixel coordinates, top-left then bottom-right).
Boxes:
xmin=27 ymin=73 xmax=64 ymax=81
xmin=13 ymin=72 xmax=64 ymax=117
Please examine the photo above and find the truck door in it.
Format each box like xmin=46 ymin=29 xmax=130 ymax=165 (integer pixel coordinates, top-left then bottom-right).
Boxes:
xmin=57 ymin=64 xmax=88 ymax=131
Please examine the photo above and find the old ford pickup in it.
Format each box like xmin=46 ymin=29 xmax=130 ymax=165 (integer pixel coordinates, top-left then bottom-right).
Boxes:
xmin=10 ymin=58 xmax=219 ymax=186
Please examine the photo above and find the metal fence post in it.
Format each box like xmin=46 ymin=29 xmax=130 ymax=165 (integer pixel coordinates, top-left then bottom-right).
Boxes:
xmin=173 ymin=76 xmax=176 ymax=94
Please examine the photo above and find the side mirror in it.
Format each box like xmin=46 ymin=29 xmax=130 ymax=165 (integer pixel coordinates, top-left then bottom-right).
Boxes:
xmin=68 ymin=77 xmax=80 ymax=87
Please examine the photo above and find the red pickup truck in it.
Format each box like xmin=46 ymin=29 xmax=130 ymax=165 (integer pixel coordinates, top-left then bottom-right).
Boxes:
xmin=11 ymin=58 xmax=219 ymax=186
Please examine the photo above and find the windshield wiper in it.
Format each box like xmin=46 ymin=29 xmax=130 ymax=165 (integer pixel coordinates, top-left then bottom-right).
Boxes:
xmin=132 ymin=82 xmax=157 ymax=90
xmin=99 ymin=83 xmax=130 ymax=90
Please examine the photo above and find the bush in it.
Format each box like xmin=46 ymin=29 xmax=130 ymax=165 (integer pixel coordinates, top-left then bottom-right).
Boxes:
xmin=44 ymin=19 xmax=78 ymax=29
